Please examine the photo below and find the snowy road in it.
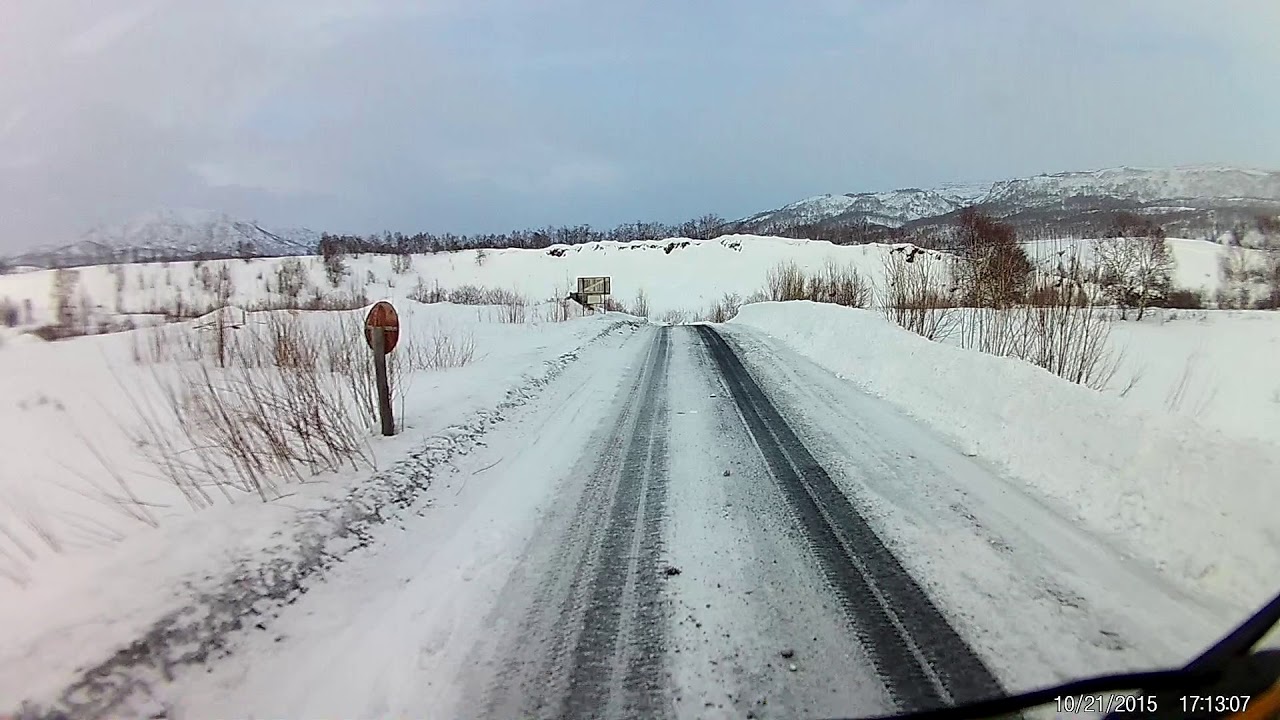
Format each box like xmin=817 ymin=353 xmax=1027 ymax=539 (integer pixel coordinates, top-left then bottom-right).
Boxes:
xmin=164 ymin=322 xmax=1226 ymax=719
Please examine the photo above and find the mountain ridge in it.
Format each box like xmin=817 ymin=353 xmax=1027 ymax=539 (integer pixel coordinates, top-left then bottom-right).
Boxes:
xmin=731 ymin=164 xmax=1280 ymax=242
xmin=5 ymin=164 xmax=1279 ymax=270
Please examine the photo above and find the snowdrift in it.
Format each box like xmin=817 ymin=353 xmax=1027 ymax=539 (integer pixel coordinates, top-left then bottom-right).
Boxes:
xmin=729 ymin=302 xmax=1280 ymax=609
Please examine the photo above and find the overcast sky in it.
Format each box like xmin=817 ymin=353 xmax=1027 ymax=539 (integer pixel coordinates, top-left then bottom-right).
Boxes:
xmin=1 ymin=0 xmax=1278 ymax=251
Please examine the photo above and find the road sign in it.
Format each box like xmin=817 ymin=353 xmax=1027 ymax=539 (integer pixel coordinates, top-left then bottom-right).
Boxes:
xmin=364 ymin=301 xmax=400 ymax=354
xmin=577 ymin=276 xmax=611 ymax=295
xmin=363 ymin=301 xmax=399 ymax=436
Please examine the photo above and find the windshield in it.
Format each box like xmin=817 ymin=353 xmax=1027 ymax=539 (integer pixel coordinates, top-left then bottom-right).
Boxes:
xmin=1 ymin=2 xmax=1279 ymax=719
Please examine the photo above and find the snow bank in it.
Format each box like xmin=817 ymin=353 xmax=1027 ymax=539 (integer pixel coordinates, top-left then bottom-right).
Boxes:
xmin=1103 ymin=310 xmax=1280 ymax=448
xmin=0 ymin=236 xmax=902 ymax=324
xmin=729 ymin=301 xmax=1280 ymax=609
xmin=0 ymin=306 xmax=631 ymax=709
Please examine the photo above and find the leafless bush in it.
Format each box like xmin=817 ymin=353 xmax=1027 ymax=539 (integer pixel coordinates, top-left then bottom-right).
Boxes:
xmin=706 ymin=292 xmax=743 ymax=323
xmin=275 ymin=258 xmax=309 ymax=303
xmin=125 ymin=308 xmax=479 ymax=503
xmin=421 ymin=320 xmax=476 ymax=369
xmin=1016 ymin=284 xmax=1118 ymax=390
xmin=954 ymin=247 xmax=1119 ymax=389
xmin=633 ymin=288 xmax=650 ymax=318
xmin=766 ymin=261 xmax=807 ymax=301
xmin=126 ymin=323 xmax=373 ymax=504
xmin=659 ymin=309 xmax=690 ymax=324
xmin=391 ymin=252 xmax=413 ymax=275
xmin=499 ymin=295 xmax=528 ymax=324
xmin=542 ymin=296 xmax=575 ymax=323
xmin=303 ymin=287 xmax=368 ymax=311
xmin=409 ymin=277 xmax=443 ymax=304
xmin=1156 ymin=289 xmax=1206 ymax=309
xmin=411 ymin=282 xmax=528 ymax=307
xmin=817 ymin=258 xmax=871 ymax=307
xmin=879 ymin=247 xmax=960 ymax=340
xmin=51 ymin=268 xmax=79 ymax=330
xmin=1 ymin=297 xmax=18 ymax=327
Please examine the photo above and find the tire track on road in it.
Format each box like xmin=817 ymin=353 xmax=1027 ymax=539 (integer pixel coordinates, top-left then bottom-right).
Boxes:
xmin=694 ymin=324 xmax=1004 ymax=713
xmin=483 ymin=326 xmax=672 ymax=720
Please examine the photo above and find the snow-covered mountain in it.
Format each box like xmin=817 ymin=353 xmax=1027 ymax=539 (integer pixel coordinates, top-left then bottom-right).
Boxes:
xmin=736 ymin=165 xmax=1280 ymax=236
xmin=6 ymin=209 xmax=319 ymax=268
xmin=984 ymin=166 xmax=1280 ymax=207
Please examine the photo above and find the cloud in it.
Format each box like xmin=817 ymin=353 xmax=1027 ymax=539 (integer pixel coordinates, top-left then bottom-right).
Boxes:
xmin=0 ymin=0 xmax=1278 ymax=251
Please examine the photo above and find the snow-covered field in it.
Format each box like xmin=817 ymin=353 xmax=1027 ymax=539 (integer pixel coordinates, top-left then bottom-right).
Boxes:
xmin=0 ymin=298 xmax=631 ymax=706
xmin=1 ymin=233 xmax=1277 ymax=714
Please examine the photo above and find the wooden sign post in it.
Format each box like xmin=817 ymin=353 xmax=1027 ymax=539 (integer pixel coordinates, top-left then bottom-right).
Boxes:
xmin=363 ymin=301 xmax=400 ymax=436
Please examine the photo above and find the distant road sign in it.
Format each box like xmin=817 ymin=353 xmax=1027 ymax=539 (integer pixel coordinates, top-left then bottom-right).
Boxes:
xmin=577 ymin=276 xmax=611 ymax=295
xmin=364 ymin=301 xmax=400 ymax=354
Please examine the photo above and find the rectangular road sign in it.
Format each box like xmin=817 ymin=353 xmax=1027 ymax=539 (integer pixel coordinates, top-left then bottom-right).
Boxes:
xmin=577 ymin=276 xmax=611 ymax=295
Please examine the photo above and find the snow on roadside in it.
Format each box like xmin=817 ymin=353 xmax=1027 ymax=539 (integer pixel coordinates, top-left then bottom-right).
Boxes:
xmin=728 ymin=302 xmax=1280 ymax=612
xmin=0 ymin=310 xmax=638 ymax=718
xmin=1102 ymin=310 xmax=1280 ymax=448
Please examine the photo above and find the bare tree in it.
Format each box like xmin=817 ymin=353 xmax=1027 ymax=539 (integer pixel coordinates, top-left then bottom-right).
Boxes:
xmin=1095 ymin=214 xmax=1173 ymax=319
xmin=633 ymin=288 xmax=650 ymax=318
xmin=52 ymin=268 xmax=79 ymax=330
xmin=1257 ymin=214 xmax=1280 ymax=309
xmin=953 ymin=208 xmax=1031 ymax=308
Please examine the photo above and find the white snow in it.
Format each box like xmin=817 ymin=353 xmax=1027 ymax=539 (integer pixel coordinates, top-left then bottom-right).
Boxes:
xmin=1022 ymin=236 xmax=1270 ymax=298
xmin=729 ymin=302 xmax=1280 ymax=612
xmin=985 ymin=165 xmax=1280 ymax=205
xmin=1103 ymin=310 xmax=1280 ymax=448
xmin=2 ymin=233 xmax=1260 ymax=332
xmin=1 ymin=233 xmax=1277 ymax=715
xmin=0 ymin=297 xmax=626 ymax=704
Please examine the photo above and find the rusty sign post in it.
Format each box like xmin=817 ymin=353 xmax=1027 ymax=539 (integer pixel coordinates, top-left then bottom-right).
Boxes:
xmin=363 ymin=301 xmax=400 ymax=436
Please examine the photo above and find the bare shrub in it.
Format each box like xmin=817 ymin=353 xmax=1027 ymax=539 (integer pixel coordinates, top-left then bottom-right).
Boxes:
xmin=391 ymin=252 xmax=413 ymax=275
xmin=543 ymin=297 xmax=575 ymax=323
xmin=820 ymin=258 xmax=871 ymax=307
xmin=705 ymin=292 xmax=743 ymax=323
xmin=500 ymin=295 xmax=528 ymax=324
xmin=409 ymin=277 xmax=444 ymax=304
xmin=301 ymin=287 xmax=368 ymax=311
xmin=51 ymin=268 xmax=79 ymax=330
xmin=879 ymin=247 xmax=959 ymax=340
xmin=421 ymin=320 xmax=476 ymax=369
xmin=411 ymin=282 xmax=527 ymax=307
xmin=766 ymin=261 xmax=807 ymax=301
xmin=275 ymin=258 xmax=309 ymax=303
xmin=1157 ymin=289 xmax=1206 ymax=309
xmin=323 ymin=246 xmax=349 ymax=288
xmin=1016 ymin=281 xmax=1118 ymax=390
xmin=633 ymin=288 xmax=650 ymax=318
xmin=0 ymin=297 xmax=18 ymax=327
xmin=956 ymin=248 xmax=1119 ymax=390
xmin=659 ymin=309 xmax=690 ymax=324
xmin=129 ymin=320 xmax=373 ymax=503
